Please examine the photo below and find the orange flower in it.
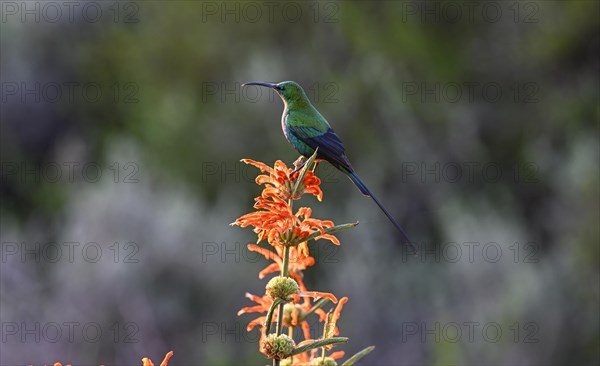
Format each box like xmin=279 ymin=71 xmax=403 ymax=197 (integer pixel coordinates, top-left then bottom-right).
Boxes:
xmin=52 ymin=353 xmax=175 ymax=366
xmin=238 ymin=278 xmax=337 ymax=338
xmin=244 ymin=244 xmax=337 ymax=303
xmin=286 ymin=278 xmax=331 ymax=340
xmin=242 ymin=159 xmax=323 ymax=201
xmin=234 ymin=197 xmax=339 ymax=248
xmin=141 ymin=351 xmax=173 ymax=366
xmin=293 ymin=276 xmax=338 ymax=306
xmin=234 ymin=159 xmax=340 ymax=250
xmin=246 ymin=244 xmax=314 ymax=280
xmin=235 ymin=191 xmax=295 ymax=244
xmin=284 ymin=296 xmax=351 ymax=361
xmin=236 ymin=157 xmax=362 ymax=363
xmin=325 ymin=297 xmax=349 ymax=341
xmin=237 ymin=292 xmax=273 ymax=332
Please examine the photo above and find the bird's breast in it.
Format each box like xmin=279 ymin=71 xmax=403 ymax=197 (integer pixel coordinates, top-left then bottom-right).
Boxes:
xmin=281 ymin=111 xmax=291 ymax=142
xmin=281 ymin=111 xmax=314 ymax=157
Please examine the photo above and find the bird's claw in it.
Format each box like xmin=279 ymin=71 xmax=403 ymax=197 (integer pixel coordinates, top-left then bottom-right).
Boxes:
xmin=291 ymin=156 xmax=307 ymax=176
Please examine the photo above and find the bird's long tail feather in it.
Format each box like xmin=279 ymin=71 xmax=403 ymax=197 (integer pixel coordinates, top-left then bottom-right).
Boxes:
xmin=347 ymin=171 xmax=370 ymax=196
xmin=348 ymin=172 xmax=416 ymax=253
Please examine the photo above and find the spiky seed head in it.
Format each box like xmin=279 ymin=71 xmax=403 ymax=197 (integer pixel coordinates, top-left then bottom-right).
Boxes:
xmin=260 ymin=333 xmax=295 ymax=360
xmin=266 ymin=276 xmax=299 ymax=300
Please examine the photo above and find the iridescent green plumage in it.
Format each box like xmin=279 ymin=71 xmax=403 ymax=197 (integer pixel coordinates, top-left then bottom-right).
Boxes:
xmin=243 ymin=81 xmax=414 ymax=251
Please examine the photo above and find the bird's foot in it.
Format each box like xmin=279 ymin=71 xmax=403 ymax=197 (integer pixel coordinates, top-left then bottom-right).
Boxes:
xmin=291 ymin=155 xmax=321 ymax=177
xmin=291 ymin=156 xmax=307 ymax=176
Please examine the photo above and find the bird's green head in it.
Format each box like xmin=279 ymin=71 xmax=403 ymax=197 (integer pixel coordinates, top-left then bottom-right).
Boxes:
xmin=242 ymin=80 xmax=308 ymax=105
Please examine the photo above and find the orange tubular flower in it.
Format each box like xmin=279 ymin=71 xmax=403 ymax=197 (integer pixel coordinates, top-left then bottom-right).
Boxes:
xmin=325 ymin=296 xmax=349 ymax=343
xmin=246 ymin=244 xmax=315 ymax=280
xmin=234 ymin=198 xmax=339 ymax=249
xmin=233 ymin=158 xmax=340 ymax=250
xmin=238 ymin=275 xmax=338 ymax=342
xmin=236 ymin=157 xmax=366 ymax=364
xmin=142 ymin=351 xmax=173 ymax=366
xmin=293 ymin=275 xmax=338 ymax=305
xmin=237 ymin=292 xmax=273 ymax=331
xmin=290 ymin=277 xmax=332 ymax=340
xmin=244 ymin=244 xmax=337 ymax=304
xmin=53 ymin=352 xmax=175 ymax=366
xmin=242 ymin=159 xmax=323 ymax=202
xmin=238 ymin=278 xmax=337 ymax=335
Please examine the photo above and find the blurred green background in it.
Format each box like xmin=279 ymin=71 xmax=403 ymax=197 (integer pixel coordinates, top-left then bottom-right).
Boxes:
xmin=1 ymin=1 xmax=598 ymax=365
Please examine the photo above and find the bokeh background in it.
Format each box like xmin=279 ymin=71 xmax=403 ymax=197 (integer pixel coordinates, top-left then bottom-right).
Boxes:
xmin=1 ymin=1 xmax=599 ymax=365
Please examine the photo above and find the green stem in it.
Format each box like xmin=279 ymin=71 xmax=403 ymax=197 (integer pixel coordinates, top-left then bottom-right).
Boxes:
xmin=274 ymin=204 xmax=293 ymax=366
xmin=281 ymin=245 xmax=290 ymax=277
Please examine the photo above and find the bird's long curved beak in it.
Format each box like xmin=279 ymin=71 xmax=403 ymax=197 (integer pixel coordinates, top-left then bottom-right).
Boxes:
xmin=242 ymin=82 xmax=280 ymax=90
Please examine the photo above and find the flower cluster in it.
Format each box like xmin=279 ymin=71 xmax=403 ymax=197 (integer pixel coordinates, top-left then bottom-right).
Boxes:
xmin=52 ymin=351 xmax=174 ymax=366
xmin=235 ymin=159 xmax=338 ymax=250
xmin=142 ymin=351 xmax=173 ymax=366
xmin=234 ymin=153 xmax=373 ymax=365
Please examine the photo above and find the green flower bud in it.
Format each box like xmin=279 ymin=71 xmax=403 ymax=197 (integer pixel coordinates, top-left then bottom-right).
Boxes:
xmin=266 ymin=276 xmax=299 ymax=300
xmin=260 ymin=333 xmax=295 ymax=360
xmin=282 ymin=303 xmax=306 ymax=326
xmin=310 ymin=357 xmax=337 ymax=366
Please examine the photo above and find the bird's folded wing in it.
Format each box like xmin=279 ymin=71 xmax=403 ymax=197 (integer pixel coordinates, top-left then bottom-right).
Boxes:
xmin=289 ymin=126 xmax=353 ymax=172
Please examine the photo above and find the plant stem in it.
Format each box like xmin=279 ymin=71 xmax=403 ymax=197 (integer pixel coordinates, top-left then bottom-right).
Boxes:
xmin=281 ymin=245 xmax=290 ymax=277
xmin=274 ymin=202 xmax=293 ymax=366
xmin=275 ymin=245 xmax=290 ymax=339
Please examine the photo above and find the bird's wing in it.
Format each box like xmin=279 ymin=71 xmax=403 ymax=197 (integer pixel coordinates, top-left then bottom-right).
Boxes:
xmin=288 ymin=125 xmax=353 ymax=172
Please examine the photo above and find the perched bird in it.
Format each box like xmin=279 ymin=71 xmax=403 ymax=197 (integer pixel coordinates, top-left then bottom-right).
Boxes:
xmin=243 ymin=80 xmax=415 ymax=252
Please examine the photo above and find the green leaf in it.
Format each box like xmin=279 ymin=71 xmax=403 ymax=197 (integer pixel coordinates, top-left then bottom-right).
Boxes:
xmin=290 ymin=337 xmax=349 ymax=356
xmin=341 ymin=346 xmax=375 ymax=366
xmin=291 ymin=148 xmax=318 ymax=196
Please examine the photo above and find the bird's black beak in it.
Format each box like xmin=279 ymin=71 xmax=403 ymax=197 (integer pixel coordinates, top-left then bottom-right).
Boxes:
xmin=242 ymin=82 xmax=281 ymax=90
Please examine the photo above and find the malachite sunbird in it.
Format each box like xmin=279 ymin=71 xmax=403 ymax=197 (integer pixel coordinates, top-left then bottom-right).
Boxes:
xmin=243 ymin=80 xmax=415 ymax=252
